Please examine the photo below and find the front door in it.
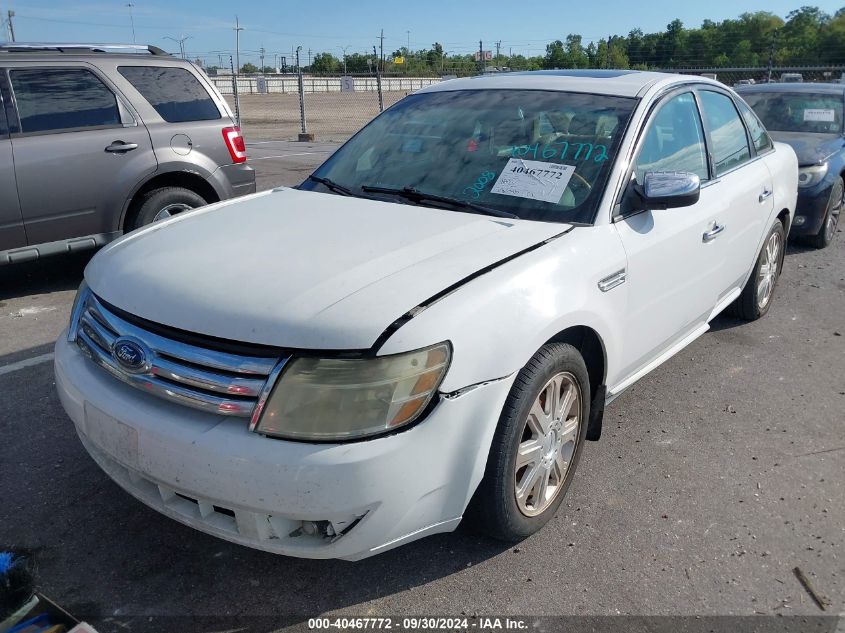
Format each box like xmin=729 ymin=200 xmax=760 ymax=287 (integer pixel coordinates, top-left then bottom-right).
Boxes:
xmin=7 ymin=65 xmax=156 ymax=245
xmin=613 ymin=91 xmax=724 ymax=382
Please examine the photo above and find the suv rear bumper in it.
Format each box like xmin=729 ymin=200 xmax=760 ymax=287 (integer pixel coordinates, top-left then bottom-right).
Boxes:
xmin=55 ymin=334 xmax=512 ymax=560
xmin=211 ymin=162 xmax=256 ymax=199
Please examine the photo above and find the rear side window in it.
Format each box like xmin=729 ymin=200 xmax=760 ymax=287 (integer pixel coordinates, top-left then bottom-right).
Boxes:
xmin=736 ymin=99 xmax=773 ymax=154
xmin=10 ymin=68 xmax=120 ymax=134
xmin=698 ymin=91 xmax=751 ymax=176
xmin=119 ymin=66 xmax=220 ymax=123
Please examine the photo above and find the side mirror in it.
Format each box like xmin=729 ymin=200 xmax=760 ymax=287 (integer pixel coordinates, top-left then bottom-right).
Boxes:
xmin=632 ymin=171 xmax=701 ymax=210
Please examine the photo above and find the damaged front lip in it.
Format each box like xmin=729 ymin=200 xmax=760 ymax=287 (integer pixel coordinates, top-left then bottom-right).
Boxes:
xmin=441 ymin=374 xmax=514 ymax=399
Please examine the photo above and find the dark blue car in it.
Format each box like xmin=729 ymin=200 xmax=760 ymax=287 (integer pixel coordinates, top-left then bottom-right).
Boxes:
xmin=737 ymin=83 xmax=844 ymax=249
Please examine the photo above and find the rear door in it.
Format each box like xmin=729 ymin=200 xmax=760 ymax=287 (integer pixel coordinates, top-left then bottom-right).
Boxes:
xmin=696 ymin=89 xmax=773 ymax=299
xmin=7 ymin=63 xmax=156 ymax=245
xmin=0 ymin=69 xmax=25 ymax=252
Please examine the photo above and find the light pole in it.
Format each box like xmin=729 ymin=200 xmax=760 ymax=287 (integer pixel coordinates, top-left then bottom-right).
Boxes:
xmin=340 ymin=45 xmax=350 ymax=74
xmin=164 ymin=34 xmax=191 ymax=59
xmin=126 ymin=4 xmax=135 ymax=44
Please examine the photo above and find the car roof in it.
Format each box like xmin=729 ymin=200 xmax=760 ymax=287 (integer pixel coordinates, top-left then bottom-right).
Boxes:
xmin=417 ymin=69 xmax=714 ymax=98
xmin=736 ymin=82 xmax=845 ymax=95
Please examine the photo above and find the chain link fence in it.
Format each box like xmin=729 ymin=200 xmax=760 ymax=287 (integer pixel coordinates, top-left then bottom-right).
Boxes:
xmin=210 ymin=66 xmax=845 ymax=143
xmin=210 ymin=73 xmax=439 ymax=142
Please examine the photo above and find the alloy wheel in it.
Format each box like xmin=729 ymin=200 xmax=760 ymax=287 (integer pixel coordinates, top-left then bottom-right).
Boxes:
xmin=514 ymin=371 xmax=581 ymax=517
xmin=757 ymin=231 xmax=781 ymax=310
xmin=153 ymin=203 xmax=192 ymax=222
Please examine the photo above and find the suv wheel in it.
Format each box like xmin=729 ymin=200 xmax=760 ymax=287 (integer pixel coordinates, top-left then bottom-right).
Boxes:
xmin=130 ymin=187 xmax=207 ymax=230
xmin=732 ymin=219 xmax=785 ymax=321
xmin=467 ymin=343 xmax=590 ymax=541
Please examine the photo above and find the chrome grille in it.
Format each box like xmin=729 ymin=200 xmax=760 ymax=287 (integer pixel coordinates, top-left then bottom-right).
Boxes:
xmin=71 ymin=289 xmax=288 ymax=418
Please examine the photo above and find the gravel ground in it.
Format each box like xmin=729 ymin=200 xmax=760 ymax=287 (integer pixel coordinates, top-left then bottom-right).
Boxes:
xmin=1 ymin=154 xmax=843 ymax=631
xmin=229 ymin=92 xmax=407 ymax=142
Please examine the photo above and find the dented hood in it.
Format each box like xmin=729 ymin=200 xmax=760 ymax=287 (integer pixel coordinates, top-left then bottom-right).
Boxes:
xmin=86 ymin=188 xmax=567 ymax=350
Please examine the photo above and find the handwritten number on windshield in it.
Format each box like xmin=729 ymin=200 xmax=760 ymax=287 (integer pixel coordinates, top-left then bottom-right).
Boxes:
xmin=463 ymin=171 xmax=497 ymax=199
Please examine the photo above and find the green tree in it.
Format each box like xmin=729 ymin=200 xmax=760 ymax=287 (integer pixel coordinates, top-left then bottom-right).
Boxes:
xmin=310 ymin=52 xmax=339 ymax=74
xmin=240 ymin=62 xmax=258 ymax=74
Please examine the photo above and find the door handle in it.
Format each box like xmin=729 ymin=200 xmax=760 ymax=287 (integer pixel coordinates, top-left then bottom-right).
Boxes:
xmin=702 ymin=223 xmax=726 ymax=243
xmin=759 ymin=188 xmax=773 ymax=203
xmin=105 ymin=141 xmax=138 ymax=153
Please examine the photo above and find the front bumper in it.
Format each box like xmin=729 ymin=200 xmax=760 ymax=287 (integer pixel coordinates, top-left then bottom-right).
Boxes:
xmin=790 ymin=187 xmax=831 ymax=236
xmin=55 ymin=334 xmax=512 ymax=560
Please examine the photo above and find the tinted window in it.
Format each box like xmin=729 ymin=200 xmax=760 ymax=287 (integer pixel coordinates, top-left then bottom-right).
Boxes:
xmin=119 ymin=66 xmax=220 ymax=123
xmin=736 ymin=99 xmax=773 ymax=153
xmin=634 ymin=92 xmax=708 ymax=184
xmin=740 ymin=91 xmax=843 ymax=135
xmin=10 ymin=68 xmax=120 ymax=134
xmin=303 ymin=90 xmax=636 ymax=224
xmin=698 ymin=91 xmax=751 ymax=175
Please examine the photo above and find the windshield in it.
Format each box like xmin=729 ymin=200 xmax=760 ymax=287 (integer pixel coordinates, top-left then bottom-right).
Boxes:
xmin=301 ymin=89 xmax=636 ymax=224
xmin=742 ymin=91 xmax=843 ymax=135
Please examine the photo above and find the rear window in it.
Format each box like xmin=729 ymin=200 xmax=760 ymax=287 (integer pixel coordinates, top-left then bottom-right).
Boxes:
xmin=118 ymin=66 xmax=220 ymax=123
xmin=10 ymin=68 xmax=121 ymax=134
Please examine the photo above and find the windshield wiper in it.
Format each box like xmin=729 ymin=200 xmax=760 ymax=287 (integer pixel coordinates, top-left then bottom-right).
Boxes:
xmin=360 ymin=185 xmax=518 ymax=219
xmin=307 ymin=175 xmax=357 ymax=196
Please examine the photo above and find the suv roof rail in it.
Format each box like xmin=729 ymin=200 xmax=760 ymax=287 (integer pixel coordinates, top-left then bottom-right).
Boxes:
xmin=0 ymin=43 xmax=171 ymax=56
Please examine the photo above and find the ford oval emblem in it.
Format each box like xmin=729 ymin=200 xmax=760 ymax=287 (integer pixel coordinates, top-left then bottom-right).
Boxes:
xmin=112 ymin=338 xmax=150 ymax=374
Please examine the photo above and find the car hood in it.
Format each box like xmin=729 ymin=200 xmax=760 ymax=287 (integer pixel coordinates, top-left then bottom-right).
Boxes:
xmin=768 ymin=131 xmax=845 ymax=166
xmin=86 ymin=188 xmax=568 ymax=350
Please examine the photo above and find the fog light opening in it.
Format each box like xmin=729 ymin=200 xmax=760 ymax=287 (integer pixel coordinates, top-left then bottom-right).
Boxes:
xmin=288 ymin=514 xmax=368 ymax=542
xmin=794 ymin=216 xmax=806 ymax=226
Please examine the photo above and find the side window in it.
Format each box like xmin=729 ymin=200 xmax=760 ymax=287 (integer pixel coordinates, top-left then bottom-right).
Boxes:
xmin=10 ymin=68 xmax=121 ymax=134
xmin=698 ymin=91 xmax=751 ymax=175
xmin=736 ymin=99 xmax=773 ymax=154
xmin=633 ymin=92 xmax=708 ymax=185
xmin=0 ymin=89 xmax=7 ymax=137
xmin=118 ymin=66 xmax=221 ymax=123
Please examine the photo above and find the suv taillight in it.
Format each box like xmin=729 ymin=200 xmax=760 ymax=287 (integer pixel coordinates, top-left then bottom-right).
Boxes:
xmin=222 ymin=126 xmax=247 ymax=164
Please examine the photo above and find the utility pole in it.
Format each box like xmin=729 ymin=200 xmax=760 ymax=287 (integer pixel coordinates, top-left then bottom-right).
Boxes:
xmin=6 ymin=10 xmax=15 ymax=42
xmin=478 ymin=40 xmax=484 ymax=73
xmin=259 ymin=46 xmax=265 ymax=72
xmin=495 ymin=40 xmax=501 ymax=69
xmin=233 ymin=16 xmax=244 ymax=74
xmin=307 ymin=48 xmax=312 ymax=69
xmin=126 ymin=4 xmax=136 ymax=44
xmin=379 ymin=29 xmax=384 ymax=73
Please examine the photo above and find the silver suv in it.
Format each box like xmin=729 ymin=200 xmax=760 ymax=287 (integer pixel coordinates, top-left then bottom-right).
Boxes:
xmin=0 ymin=43 xmax=255 ymax=265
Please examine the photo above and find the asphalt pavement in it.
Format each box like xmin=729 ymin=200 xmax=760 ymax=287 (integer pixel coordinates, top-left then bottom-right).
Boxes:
xmin=1 ymin=143 xmax=843 ymax=632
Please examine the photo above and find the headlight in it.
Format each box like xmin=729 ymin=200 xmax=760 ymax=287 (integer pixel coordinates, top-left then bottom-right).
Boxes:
xmin=254 ymin=343 xmax=451 ymax=441
xmin=798 ymin=163 xmax=828 ymax=188
xmin=67 ymin=280 xmax=90 ymax=342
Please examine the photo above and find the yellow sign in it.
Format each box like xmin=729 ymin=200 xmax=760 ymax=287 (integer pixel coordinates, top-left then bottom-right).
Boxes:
xmin=393 ymin=56 xmax=405 ymax=64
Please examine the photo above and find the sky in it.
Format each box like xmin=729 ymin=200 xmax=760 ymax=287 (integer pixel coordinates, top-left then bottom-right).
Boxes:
xmin=1 ymin=0 xmax=843 ymax=67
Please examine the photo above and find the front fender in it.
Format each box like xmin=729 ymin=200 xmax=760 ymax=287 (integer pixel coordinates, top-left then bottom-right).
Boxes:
xmin=378 ymin=224 xmax=629 ymax=393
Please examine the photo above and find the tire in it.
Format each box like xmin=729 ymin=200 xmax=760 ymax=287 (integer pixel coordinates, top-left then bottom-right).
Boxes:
xmin=803 ymin=177 xmax=843 ymax=250
xmin=466 ymin=343 xmax=590 ymax=541
xmin=733 ymin=219 xmax=785 ymax=321
xmin=129 ymin=187 xmax=207 ymax=230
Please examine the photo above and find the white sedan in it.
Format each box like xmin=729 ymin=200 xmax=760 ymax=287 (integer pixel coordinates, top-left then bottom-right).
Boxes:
xmin=55 ymin=70 xmax=797 ymax=560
